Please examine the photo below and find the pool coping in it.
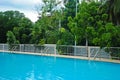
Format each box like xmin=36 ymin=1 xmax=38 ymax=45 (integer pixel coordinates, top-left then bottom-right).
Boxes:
xmin=0 ymin=50 xmax=120 ymax=64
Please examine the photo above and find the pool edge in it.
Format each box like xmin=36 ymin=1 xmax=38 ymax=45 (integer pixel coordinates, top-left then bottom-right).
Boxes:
xmin=0 ymin=50 xmax=120 ymax=64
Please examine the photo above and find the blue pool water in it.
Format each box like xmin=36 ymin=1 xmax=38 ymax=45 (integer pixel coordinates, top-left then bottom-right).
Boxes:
xmin=0 ymin=52 xmax=120 ymax=80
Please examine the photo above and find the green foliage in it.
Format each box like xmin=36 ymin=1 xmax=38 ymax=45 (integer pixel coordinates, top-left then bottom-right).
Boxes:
xmin=0 ymin=11 xmax=23 ymax=43
xmin=62 ymin=0 xmax=78 ymax=30
xmin=46 ymin=30 xmax=59 ymax=44
xmin=68 ymin=1 xmax=100 ymax=46
xmin=57 ymin=30 xmax=74 ymax=45
xmin=31 ymin=11 xmax=60 ymax=44
xmin=6 ymin=31 xmax=18 ymax=44
xmin=40 ymin=0 xmax=61 ymax=15
xmin=93 ymin=22 xmax=120 ymax=48
xmin=0 ymin=0 xmax=120 ymax=48
xmin=39 ymin=39 xmax=45 ymax=45
xmin=0 ymin=10 xmax=33 ymax=43
xmin=101 ymin=0 xmax=120 ymax=25
xmin=60 ymin=28 xmax=66 ymax=33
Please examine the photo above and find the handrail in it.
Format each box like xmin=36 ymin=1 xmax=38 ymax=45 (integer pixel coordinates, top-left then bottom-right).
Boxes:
xmin=93 ymin=49 xmax=100 ymax=59
xmin=44 ymin=47 xmax=50 ymax=53
xmin=12 ymin=46 xmax=18 ymax=51
xmin=10 ymin=46 xmax=18 ymax=53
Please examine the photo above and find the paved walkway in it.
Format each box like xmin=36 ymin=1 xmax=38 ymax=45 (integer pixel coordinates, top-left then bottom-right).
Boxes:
xmin=1 ymin=50 xmax=120 ymax=64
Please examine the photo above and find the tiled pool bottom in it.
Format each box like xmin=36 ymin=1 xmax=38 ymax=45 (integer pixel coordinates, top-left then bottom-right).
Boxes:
xmin=0 ymin=52 xmax=120 ymax=80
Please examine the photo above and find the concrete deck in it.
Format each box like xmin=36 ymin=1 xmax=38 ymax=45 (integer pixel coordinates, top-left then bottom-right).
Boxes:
xmin=0 ymin=50 xmax=120 ymax=64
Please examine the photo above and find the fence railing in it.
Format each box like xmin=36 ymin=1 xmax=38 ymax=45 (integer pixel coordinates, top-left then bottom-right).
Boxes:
xmin=0 ymin=44 xmax=120 ymax=60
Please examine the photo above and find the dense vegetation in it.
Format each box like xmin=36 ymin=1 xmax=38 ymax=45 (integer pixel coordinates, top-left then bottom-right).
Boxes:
xmin=0 ymin=0 xmax=120 ymax=48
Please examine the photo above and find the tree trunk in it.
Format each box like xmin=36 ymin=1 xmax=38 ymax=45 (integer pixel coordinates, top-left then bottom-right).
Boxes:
xmin=86 ymin=37 xmax=89 ymax=57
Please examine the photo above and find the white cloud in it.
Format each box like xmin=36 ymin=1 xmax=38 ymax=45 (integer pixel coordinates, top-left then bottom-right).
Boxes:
xmin=0 ymin=0 xmax=43 ymax=22
xmin=11 ymin=0 xmax=42 ymax=6
xmin=21 ymin=10 xmax=39 ymax=22
xmin=0 ymin=6 xmax=39 ymax=22
xmin=0 ymin=0 xmax=64 ymax=22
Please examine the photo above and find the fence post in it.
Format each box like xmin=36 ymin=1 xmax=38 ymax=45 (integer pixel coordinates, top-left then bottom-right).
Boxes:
xmin=20 ymin=44 xmax=21 ymax=52
xmin=2 ymin=44 xmax=4 ymax=51
xmin=54 ymin=45 xmax=56 ymax=55
xmin=74 ymin=46 xmax=76 ymax=56
xmin=88 ymin=47 xmax=91 ymax=59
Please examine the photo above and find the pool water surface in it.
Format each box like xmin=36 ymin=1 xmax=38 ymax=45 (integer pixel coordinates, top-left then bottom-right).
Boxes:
xmin=0 ymin=52 xmax=120 ymax=80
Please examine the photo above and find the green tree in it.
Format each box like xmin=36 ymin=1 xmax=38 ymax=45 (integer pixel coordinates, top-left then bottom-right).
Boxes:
xmin=0 ymin=10 xmax=33 ymax=43
xmin=100 ymin=0 xmax=120 ymax=25
xmin=6 ymin=31 xmax=18 ymax=44
xmin=68 ymin=1 xmax=100 ymax=46
xmin=6 ymin=31 xmax=19 ymax=50
xmin=57 ymin=27 xmax=74 ymax=45
xmin=30 ymin=24 xmax=43 ymax=44
xmin=37 ymin=0 xmax=61 ymax=16
xmin=93 ymin=23 xmax=120 ymax=47
xmin=62 ymin=0 xmax=79 ymax=30
xmin=34 ymin=0 xmax=63 ymax=44
xmin=16 ymin=17 xmax=33 ymax=44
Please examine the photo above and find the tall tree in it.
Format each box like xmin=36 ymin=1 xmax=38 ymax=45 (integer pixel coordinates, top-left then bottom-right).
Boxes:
xmin=6 ymin=31 xmax=19 ymax=50
xmin=100 ymin=0 xmax=120 ymax=25
xmin=0 ymin=10 xmax=33 ymax=43
xmin=34 ymin=0 xmax=63 ymax=44
xmin=36 ymin=0 xmax=62 ymax=16
xmin=62 ymin=0 xmax=79 ymax=30
xmin=14 ymin=17 xmax=33 ymax=44
xmin=68 ymin=1 xmax=100 ymax=46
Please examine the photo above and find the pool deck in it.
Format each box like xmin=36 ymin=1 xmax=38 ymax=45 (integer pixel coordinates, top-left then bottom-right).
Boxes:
xmin=1 ymin=50 xmax=120 ymax=64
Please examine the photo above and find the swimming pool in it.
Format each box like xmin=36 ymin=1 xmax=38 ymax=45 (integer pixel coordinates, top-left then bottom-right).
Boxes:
xmin=0 ymin=52 xmax=120 ymax=80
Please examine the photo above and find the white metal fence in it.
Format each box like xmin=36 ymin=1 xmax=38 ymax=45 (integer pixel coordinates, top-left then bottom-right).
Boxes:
xmin=0 ymin=44 xmax=120 ymax=60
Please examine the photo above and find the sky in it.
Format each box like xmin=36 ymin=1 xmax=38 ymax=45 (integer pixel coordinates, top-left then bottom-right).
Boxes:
xmin=0 ymin=0 xmax=64 ymax=22
xmin=0 ymin=0 xmax=43 ymax=22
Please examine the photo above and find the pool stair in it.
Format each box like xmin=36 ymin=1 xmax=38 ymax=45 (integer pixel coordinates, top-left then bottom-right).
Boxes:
xmin=10 ymin=46 xmax=18 ymax=53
